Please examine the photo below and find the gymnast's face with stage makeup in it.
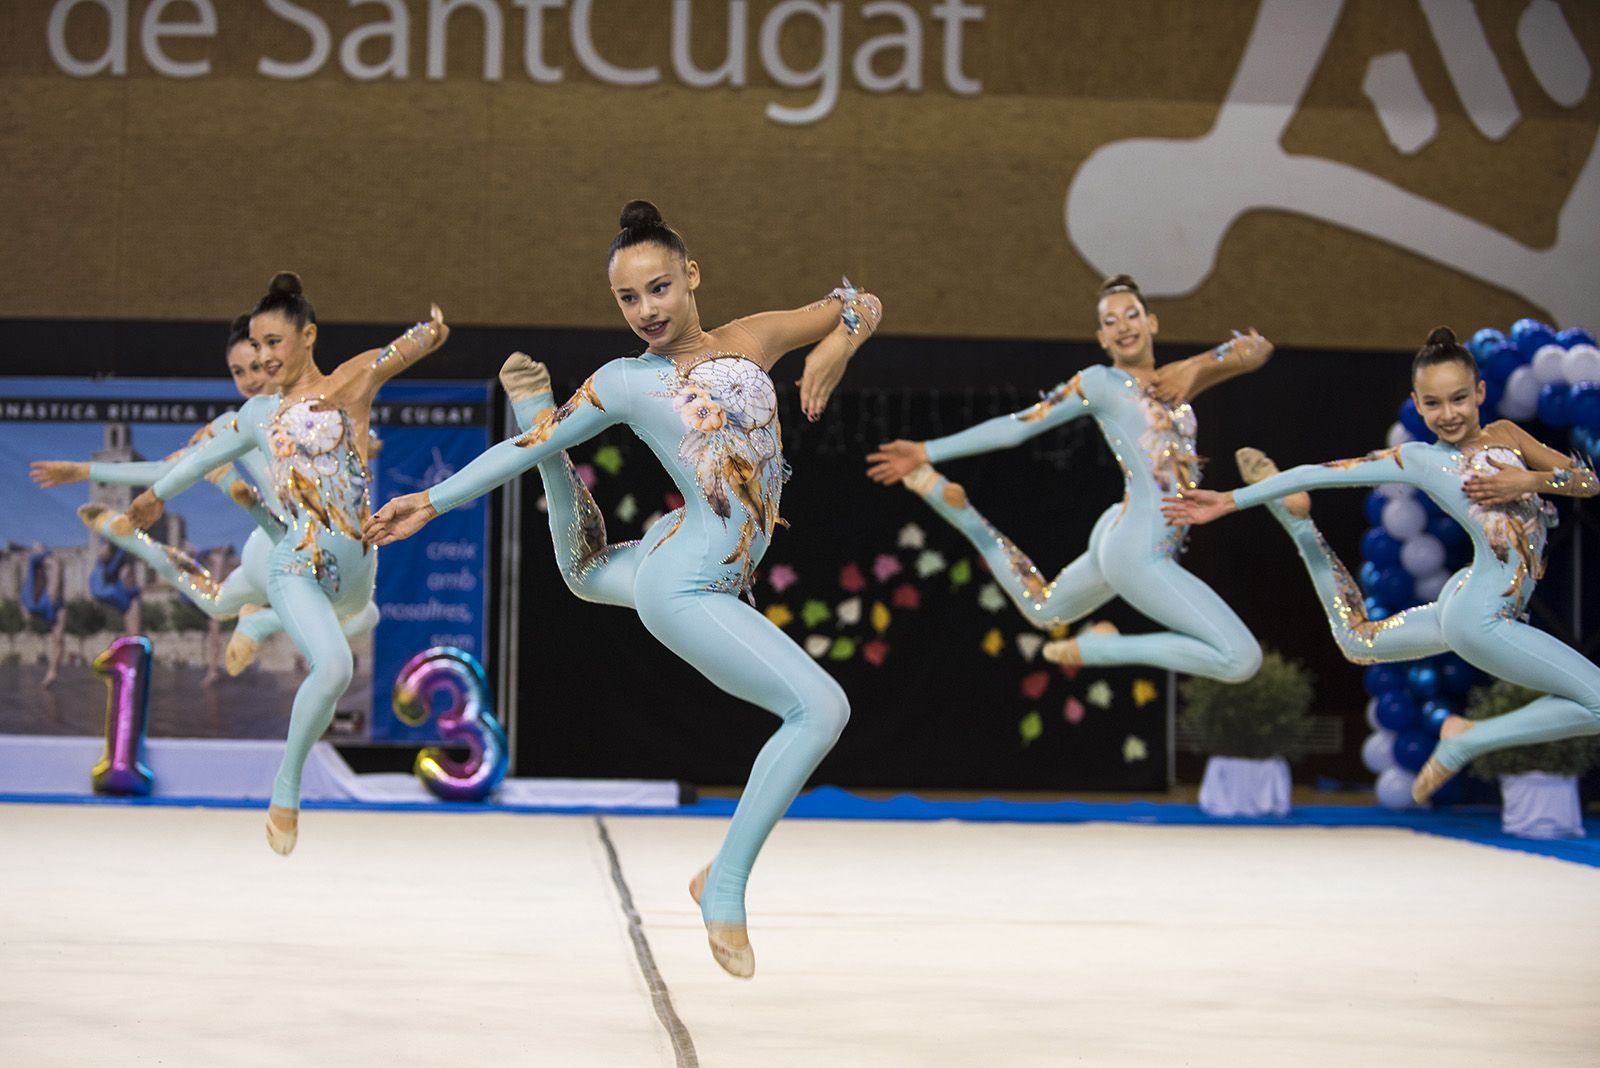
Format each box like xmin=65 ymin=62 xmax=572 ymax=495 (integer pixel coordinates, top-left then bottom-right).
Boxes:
xmin=251 ymin=308 xmax=317 ymax=388
xmin=1412 ymin=354 xmax=1486 ymax=448
xmin=226 ymin=338 xmax=271 ymax=398
xmin=608 ymin=242 xmax=703 ymax=354
xmin=1096 ymin=290 xmax=1159 ymax=370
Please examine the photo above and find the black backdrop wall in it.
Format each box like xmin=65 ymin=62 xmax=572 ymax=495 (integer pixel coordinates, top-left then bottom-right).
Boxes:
xmin=11 ymin=318 xmax=1593 ymax=791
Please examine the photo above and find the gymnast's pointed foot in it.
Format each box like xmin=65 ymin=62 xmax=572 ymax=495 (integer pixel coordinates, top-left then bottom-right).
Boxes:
xmin=1235 ymin=447 xmax=1310 ymax=518
xmin=688 ymin=863 xmax=708 ymax=905
xmin=77 ymin=502 xmax=111 ymax=531
xmin=225 ymin=606 xmax=263 ymax=676
xmin=1042 ymin=621 xmax=1119 ymax=666
xmin=1412 ymin=716 xmax=1474 ymax=804
xmin=499 ymin=352 xmax=551 ymax=401
xmin=265 ymin=805 xmax=299 ymax=856
xmin=706 ymin=922 xmax=755 ymax=979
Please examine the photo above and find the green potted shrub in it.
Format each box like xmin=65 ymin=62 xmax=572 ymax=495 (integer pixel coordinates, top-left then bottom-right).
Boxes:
xmin=1181 ymin=650 xmax=1313 ymax=817
xmin=1464 ymin=680 xmax=1599 ymax=839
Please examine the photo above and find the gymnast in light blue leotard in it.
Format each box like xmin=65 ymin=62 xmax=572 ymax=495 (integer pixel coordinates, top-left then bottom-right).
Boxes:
xmin=867 ymin=273 xmax=1276 ymax=680
xmin=365 ymin=200 xmax=882 ymax=979
xmin=119 ymin=272 xmax=447 ymax=855
xmin=31 ymin=313 xmax=387 ymax=675
xmin=1163 ymin=327 xmax=1600 ymax=804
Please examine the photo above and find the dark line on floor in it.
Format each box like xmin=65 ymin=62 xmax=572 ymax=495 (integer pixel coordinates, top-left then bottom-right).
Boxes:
xmin=595 ymin=815 xmax=699 ymax=1067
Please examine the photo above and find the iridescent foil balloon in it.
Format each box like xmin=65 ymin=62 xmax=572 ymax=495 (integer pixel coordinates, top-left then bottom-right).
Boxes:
xmin=91 ymin=636 xmax=154 ymax=796
xmin=392 ymin=647 xmax=508 ymax=802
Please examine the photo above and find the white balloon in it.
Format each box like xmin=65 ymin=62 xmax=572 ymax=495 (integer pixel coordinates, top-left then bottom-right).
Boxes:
xmin=1501 ymin=365 xmax=1541 ymax=419
xmin=1362 ymin=730 xmax=1397 ymax=775
xmin=1563 ymin=343 xmax=1600 ymax=385
xmin=1364 ymin=697 xmax=1381 ymax=730
xmin=1532 ymin=344 xmax=1569 ymax=385
xmin=1400 ymin=532 xmax=1445 ymax=577
xmin=1376 ymin=482 xmax=1414 ymax=500
xmin=1375 ymin=766 xmax=1416 ymax=810
xmin=1382 ymin=496 xmax=1427 ymax=540
xmin=1385 ymin=421 xmax=1413 ymax=448
xmin=1413 ymin=568 xmax=1451 ymax=602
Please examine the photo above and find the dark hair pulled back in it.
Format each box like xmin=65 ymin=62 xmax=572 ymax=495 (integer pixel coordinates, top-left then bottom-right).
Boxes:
xmin=1412 ymin=325 xmax=1478 ymax=383
xmin=225 ymin=312 xmax=252 ymax=354
xmin=606 ymin=200 xmax=689 ymax=266
xmin=250 ymin=271 xmax=317 ymax=330
xmin=1098 ymin=273 xmax=1147 ymax=310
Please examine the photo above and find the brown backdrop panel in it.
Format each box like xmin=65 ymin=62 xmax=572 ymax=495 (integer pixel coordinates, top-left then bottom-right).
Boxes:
xmin=1 ymin=1 xmax=1595 ymax=347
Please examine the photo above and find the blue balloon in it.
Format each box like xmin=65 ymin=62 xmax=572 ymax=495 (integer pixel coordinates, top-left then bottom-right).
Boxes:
xmin=1438 ymin=657 xmax=1474 ymax=698
xmin=1430 ymin=774 xmax=1467 ymax=806
xmin=1393 ymin=730 xmax=1437 ymax=772
xmin=1569 ymin=382 xmax=1600 ymax=432
xmin=1364 ymin=664 xmax=1406 ymax=697
xmin=1468 ymin=328 xmax=1506 ymax=360
xmin=1426 ymin=513 xmax=1467 ymax=548
xmin=1364 ymin=599 xmax=1393 ymax=623
xmin=1360 ymin=528 xmax=1403 ymax=567
xmin=1538 ymin=382 xmax=1573 ymax=427
xmin=1510 ymin=318 xmax=1557 ymax=359
xmin=1406 ymin=663 xmax=1440 ymax=700
xmin=1377 ymin=691 xmax=1420 ymax=732
xmin=1572 ymin=425 xmax=1600 ymax=464
xmin=1481 ymin=376 xmax=1504 ymax=418
xmin=1557 ymin=327 xmax=1597 ymax=349
xmin=1364 ymin=490 xmax=1388 ymax=526
xmin=1359 ymin=560 xmax=1383 ymax=594
xmin=1399 ymin=397 xmax=1430 ymax=439
xmin=1421 ymin=700 xmax=1455 ymax=735
xmin=1417 ymin=493 xmax=1445 ymax=519
xmin=1479 ymin=341 xmax=1520 ymax=384
xmin=1375 ymin=566 xmax=1415 ymax=609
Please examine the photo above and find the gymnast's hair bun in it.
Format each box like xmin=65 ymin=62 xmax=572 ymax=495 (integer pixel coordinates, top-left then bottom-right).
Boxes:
xmin=267 ymin=271 xmax=304 ymax=298
xmin=619 ymin=200 xmax=664 ymax=232
xmin=1424 ymin=325 xmax=1458 ymax=348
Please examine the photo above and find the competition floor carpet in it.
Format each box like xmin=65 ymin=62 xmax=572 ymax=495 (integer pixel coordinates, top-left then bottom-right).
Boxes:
xmin=3 ymin=801 xmax=1597 ymax=1067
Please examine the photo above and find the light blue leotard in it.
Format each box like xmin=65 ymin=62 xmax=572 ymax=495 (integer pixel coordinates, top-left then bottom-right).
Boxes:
xmin=426 ymin=353 xmax=849 ymax=927
xmin=915 ymin=363 xmax=1260 ymax=681
xmin=149 ymin=395 xmax=380 ymax=808
xmin=88 ymin=410 xmax=379 ymax=645
xmin=1235 ymin=436 xmax=1600 ymax=772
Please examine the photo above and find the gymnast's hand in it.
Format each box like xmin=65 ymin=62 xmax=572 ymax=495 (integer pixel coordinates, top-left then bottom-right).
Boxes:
xmin=798 ymin=342 xmax=850 ymax=422
xmin=29 ymin=461 xmax=89 ymax=488
xmin=866 ymin=440 xmax=928 ymax=484
xmin=1151 ymin=360 xmax=1201 ymax=405
xmin=1160 ymin=488 xmax=1234 ymax=526
xmin=124 ymin=489 xmax=165 ymax=531
xmin=364 ymin=492 xmax=438 ymax=545
xmin=1463 ymin=455 xmax=1538 ymax=506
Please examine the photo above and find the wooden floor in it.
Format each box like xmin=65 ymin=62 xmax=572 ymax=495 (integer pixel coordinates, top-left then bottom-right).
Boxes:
xmin=3 ymin=803 xmax=1597 ymax=1067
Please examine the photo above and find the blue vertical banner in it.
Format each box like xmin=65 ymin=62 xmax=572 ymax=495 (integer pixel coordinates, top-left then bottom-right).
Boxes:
xmin=369 ymin=381 xmax=493 ymax=744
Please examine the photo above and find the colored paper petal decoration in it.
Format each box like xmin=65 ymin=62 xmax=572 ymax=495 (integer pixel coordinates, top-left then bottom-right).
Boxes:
xmin=1015 ymin=633 xmax=1044 ymax=661
xmin=1020 ymin=670 xmax=1050 ymax=700
xmin=615 ymin=494 xmax=639 ymax=523
xmin=665 ymin=491 xmax=685 ymax=510
xmin=804 ymin=634 xmax=831 ymax=658
xmin=1047 ymin=622 xmax=1070 ymax=639
xmin=574 ymin=463 xmax=597 ymax=488
xmin=839 ymin=561 xmax=868 ymax=593
xmin=897 ymin=523 xmax=926 ymax=550
xmin=1122 ymin=735 xmax=1149 ymax=763
xmin=767 ymin=564 xmax=799 ymax=593
xmin=1063 ymin=697 xmax=1085 ymax=724
xmin=828 ymin=637 xmax=857 ymax=661
xmin=862 ymin=640 xmax=889 ymax=666
xmin=1086 ymin=680 xmax=1113 ymax=709
xmin=1058 ymin=663 xmax=1080 ymax=681
xmin=592 ymin=445 xmax=624 ymax=475
xmin=977 ymin=583 xmax=1007 ymax=613
xmin=641 ymin=511 xmax=663 ymax=531
xmin=981 ymin=628 xmax=1004 ymax=657
xmin=1019 ymin=711 xmax=1043 ymax=747
xmin=870 ymin=602 xmax=891 ymax=634
xmin=891 ymin=583 xmax=921 ymax=610
xmin=764 ymin=604 xmax=794 ymax=628
xmin=872 ymin=553 xmax=903 ymax=583
xmin=1132 ymin=678 xmax=1159 ymax=708
xmin=836 ymin=597 xmax=863 ymax=626
xmin=801 ymin=599 xmax=832 ymax=628
xmin=915 ymin=550 xmax=947 ymax=577
xmin=949 ymin=558 xmax=973 ymax=588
